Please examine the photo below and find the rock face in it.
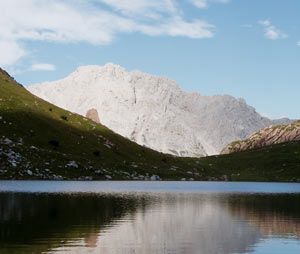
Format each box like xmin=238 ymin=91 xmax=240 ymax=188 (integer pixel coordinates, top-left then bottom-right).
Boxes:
xmin=28 ymin=63 xmax=291 ymax=157
xmin=86 ymin=109 xmax=100 ymax=124
xmin=221 ymin=121 xmax=300 ymax=154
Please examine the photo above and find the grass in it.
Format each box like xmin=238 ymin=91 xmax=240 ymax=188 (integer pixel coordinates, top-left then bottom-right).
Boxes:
xmin=0 ymin=68 xmax=300 ymax=181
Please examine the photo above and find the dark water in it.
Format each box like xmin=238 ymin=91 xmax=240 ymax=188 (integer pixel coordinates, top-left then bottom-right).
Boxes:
xmin=0 ymin=181 xmax=300 ymax=254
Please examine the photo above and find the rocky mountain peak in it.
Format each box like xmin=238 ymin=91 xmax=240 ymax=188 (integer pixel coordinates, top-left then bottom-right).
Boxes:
xmin=28 ymin=64 xmax=292 ymax=157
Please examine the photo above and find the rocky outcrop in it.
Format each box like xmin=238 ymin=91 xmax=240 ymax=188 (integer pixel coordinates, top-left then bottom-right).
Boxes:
xmin=28 ymin=63 xmax=291 ymax=157
xmin=221 ymin=120 xmax=300 ymax=154
xmin=0 ymin=68 xmax=10 ymax=77
xmin=0 ymin=68 xmax=22 ymax=86
xmin=86 ymin=109 xmax=100 ymax=124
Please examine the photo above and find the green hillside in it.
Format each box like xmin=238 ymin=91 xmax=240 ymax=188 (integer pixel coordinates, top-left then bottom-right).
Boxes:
xmin=1 ymin=68 xmax=300 ymax=182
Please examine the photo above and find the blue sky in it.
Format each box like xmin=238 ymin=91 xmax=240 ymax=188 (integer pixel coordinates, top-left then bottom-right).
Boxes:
xmin=1 ymin=0 xmax=300 ymax=119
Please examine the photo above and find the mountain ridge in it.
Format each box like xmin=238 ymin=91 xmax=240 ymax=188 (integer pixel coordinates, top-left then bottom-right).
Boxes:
xmin=28 ymin=63 xmax=291 ymax=157
xmin=222 ymin=120 xmax=300 ymax=154
xmin=0 ymin=68 xmax=201 ymax=181
xmin=1 ymin=67 xmax=300 ymax=182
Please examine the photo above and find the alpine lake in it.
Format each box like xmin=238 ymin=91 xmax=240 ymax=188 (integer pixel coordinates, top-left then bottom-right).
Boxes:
xmin=0 ymin=181 xmax=300 ymax=254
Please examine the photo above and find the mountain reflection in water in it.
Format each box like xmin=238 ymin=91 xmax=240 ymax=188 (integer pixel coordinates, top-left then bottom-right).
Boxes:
xmin=1 ymin=189 xmax=300 ymax=253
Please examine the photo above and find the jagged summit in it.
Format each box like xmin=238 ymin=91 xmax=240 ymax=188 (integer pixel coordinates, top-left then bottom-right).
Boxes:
xmin=28 ymin=64 xmax=291 ymax=157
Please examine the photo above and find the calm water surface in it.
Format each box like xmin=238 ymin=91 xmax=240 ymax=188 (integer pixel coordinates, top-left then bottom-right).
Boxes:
xmin=0 ymin=181 xmax=300 ymax=254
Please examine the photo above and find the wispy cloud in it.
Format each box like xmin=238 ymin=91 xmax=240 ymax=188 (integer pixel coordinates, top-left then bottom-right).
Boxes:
xmin=30 ymin=63 xmax=56 ymax=71
xmin=189 ymin=0 xmax=230 ymax=9
xmin=265 ymin=26 xmax=287 ymax=40
xmin=297 ymin=41 xmax=300 ymax=46
xmin=0 ymin=41 xmax=27 ymax=67
xmin=97 ymin=0 xmax=178 ymax=18
xmin=0 ymin=0 xmax=217 ymax=67
xmin=259 ymin=19 xmax=287 ymax=40
xmin=258 ymin=19 xmax=271 ymax=26
xmin=189 ymin=0 xmax=208 ymax=8
xmin=214 ymin=0 xmax=230 ymax=3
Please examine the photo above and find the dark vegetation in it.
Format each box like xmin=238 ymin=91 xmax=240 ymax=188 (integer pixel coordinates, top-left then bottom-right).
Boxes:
xmin=48 ymin=140 xmax=59 ymax=147
xmin=60 ymin=115 xmax=68 ymax=121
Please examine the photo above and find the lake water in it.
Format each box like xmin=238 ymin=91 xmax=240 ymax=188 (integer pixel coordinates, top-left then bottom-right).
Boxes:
xmin=0 ymin=181 xmax=300 ymax=254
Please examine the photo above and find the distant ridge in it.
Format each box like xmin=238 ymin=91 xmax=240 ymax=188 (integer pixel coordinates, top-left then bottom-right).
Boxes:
xmin=28 ymin=63 xmax=291 ymax=157
xmin=222 ymin=120 xmax=300 ymax=154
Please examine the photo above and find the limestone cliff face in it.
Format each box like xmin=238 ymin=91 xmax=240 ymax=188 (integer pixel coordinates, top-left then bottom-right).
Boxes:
xmin=28 ymin=63 xmax=291 ymax=157
xmin=222 ymin=121 xmax=300 ymax=154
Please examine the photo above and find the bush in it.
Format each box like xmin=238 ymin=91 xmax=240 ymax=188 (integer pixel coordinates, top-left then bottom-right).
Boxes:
xmin=93 ymin=150 xmax=100 ymax=156
xmin=49 ymin=140 xmax=59 ymax=147
xmin=49 ymin=108 xmax=53 ymax=112
xmin=60 ymin=115 xmax=68 ymax=121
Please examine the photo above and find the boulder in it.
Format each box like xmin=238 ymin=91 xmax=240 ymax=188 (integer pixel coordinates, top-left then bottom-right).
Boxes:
xmin=86 ymin=109 xmax=100 ymax=124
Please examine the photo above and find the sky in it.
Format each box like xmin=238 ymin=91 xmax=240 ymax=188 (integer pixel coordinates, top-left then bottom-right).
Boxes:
xmin=1 ymin=0 xmax=300 ymax=119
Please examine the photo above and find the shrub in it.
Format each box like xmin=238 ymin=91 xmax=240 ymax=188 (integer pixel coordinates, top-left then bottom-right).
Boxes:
xmin=49 ymin=140 xmax=59 ymax=147
xmin=93 ymin=150 xmax=100 ymax=156
xmin=60 ymin=115 xmax=68 ymax=121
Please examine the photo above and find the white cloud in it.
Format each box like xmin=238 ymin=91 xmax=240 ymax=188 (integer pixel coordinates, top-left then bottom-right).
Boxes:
xmin=189 ymin=0 xmax=229 ymax=8
xmin=297 ymin=41 xmax=300 ymax=46
xmin=259 ymin=19 xmax=271 ymax=26
xmin=0 ymin=41 xmax=27 ymax=67
xmin=139 ymin=16 xmax=214 ymax=38
xmin=214 ymin=0 xmax=230 ymax=3
xmin=189 ymin=0 xmax=208 ymax=8
xmin=30 ymin=63 xmax=56 ymax=71
xmin=0 ymin=0 xmax=216 ymax=67
xmin=265 ymin=26 xmax=287 ymax=40
xmin=258 ymin=19 xmax=287 ymax=40
xmin=97 ymin=0 xmax=178 ymax=18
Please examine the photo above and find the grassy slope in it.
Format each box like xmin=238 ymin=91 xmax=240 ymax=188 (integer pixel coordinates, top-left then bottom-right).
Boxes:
xmin=0 ymin=68 xmax=300 ymax=181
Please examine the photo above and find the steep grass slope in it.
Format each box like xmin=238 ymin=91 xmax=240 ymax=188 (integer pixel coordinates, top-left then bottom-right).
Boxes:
xmin=1 ymin=68 xmax=300 ymax=182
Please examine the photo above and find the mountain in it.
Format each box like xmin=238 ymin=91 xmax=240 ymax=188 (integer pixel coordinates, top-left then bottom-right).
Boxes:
xmin=28 ymin=63 xmax=291 ymax=157
xmin=1 ymin=67 xmax=300 ymax=182
xmin=0 ymin=67 xmax=199 ymax=181
xmin=222 ymin=120 xmax=300 ymax=154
